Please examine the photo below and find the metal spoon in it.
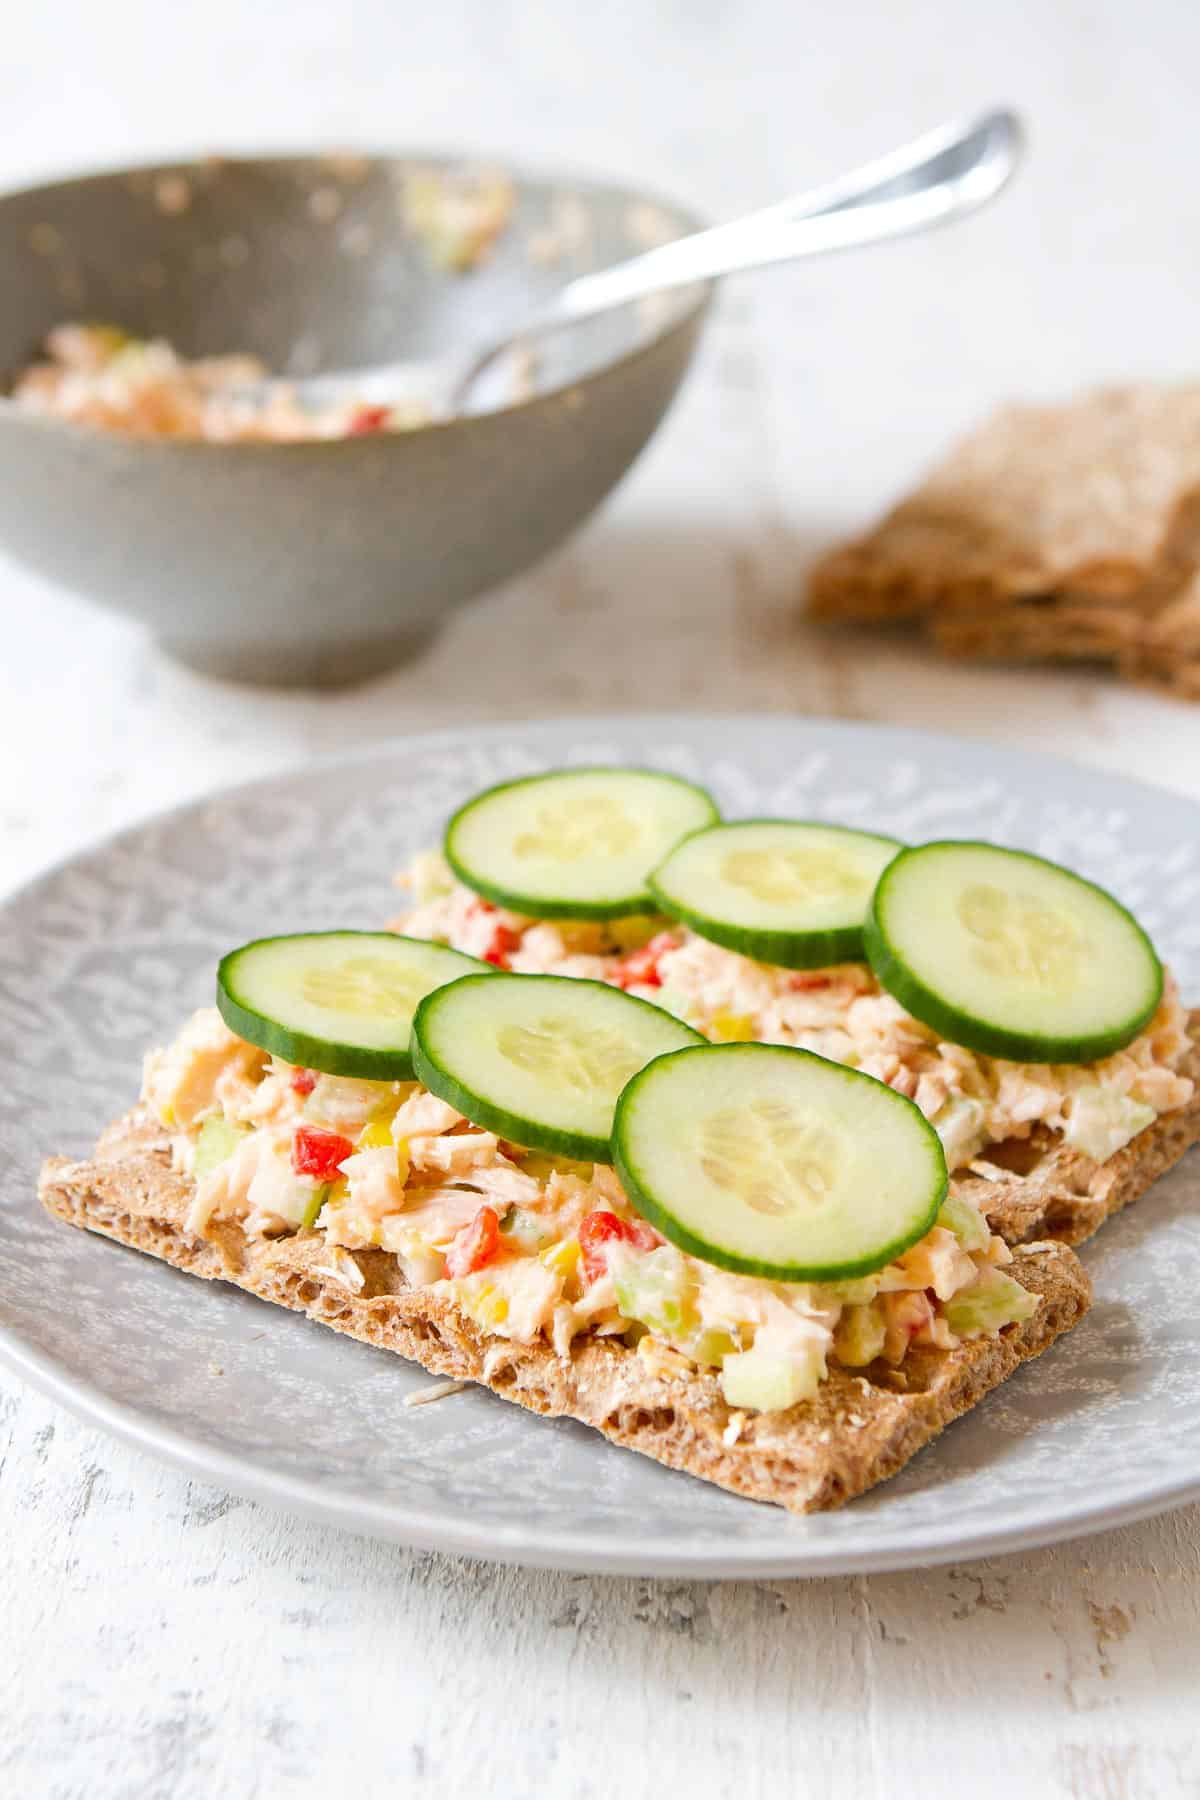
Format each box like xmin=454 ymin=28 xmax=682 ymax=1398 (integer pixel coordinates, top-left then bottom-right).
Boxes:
xmin=271 ymin=108 xmax=1022 ymax=419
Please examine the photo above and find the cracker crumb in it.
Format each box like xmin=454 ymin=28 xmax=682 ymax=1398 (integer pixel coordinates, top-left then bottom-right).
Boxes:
xmin=637 ymin=1335 xmax=694 ymax=1381
xmin=403 ymin=1378 xmax=468 ymax=1409
xmin=722 ymin=1410 xmax=747 ymax=1448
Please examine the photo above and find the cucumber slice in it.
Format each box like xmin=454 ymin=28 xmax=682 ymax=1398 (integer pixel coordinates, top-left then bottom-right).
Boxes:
xmin=411 ymin=972 xmax=704 ymax=1161
xmin=444 ymin=767 xmax=719 ymax=920
xmin=613 ymin=1043 xmax=946 ymax=1282
xmin=864 ymin=841 xmax=1163 ymax=1064
xmin=217 ymin=931 xmax=491 ymax=1080
xmin=649 ymin=819 xmax=902 ymax=968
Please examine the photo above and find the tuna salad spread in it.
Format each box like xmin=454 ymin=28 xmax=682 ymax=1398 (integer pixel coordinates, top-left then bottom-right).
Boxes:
xmin=395 ymin=850 xmax=1194 ymax=1174
xmin=144 ymin=1004 xmax=1033 ymax=1416
xmin=12 ymin=323 xmax=431 ymax=441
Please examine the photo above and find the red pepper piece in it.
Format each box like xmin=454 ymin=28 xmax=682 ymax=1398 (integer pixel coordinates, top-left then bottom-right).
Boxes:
xmin=578 ymin=1209 xmax=660 ymax=1283
xmin=292 ymin=1124 xmax=354 ymax=1181
xmin=610 ymin=932 xmax=680 ymax=991
xmin=348 ymin=403 xmax=390 ymax=435
xmin=290 ymin=1068 xmax=318 ymax=1097
xmin=445 ymin=1205 xmax=502 ymax=1278
xmin=482 ymin=922 xmax=520 ymax=968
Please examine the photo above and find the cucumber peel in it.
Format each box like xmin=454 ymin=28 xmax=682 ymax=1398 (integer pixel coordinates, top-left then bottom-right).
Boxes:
xmin=865 ymin=841 xmax=1163 ymax=1064
xmin=444 ymin=766 xmax=719 ymax=920
xmin=612 ymin=1042 xmax=947 ymax=1283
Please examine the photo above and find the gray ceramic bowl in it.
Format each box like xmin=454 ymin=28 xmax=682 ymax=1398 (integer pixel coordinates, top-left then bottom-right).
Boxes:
xmin=0 ymin=154 xmax=709 ymax=685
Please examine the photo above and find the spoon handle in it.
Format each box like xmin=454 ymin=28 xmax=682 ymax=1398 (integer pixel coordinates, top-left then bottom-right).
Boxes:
xmin=537 ymin=109 xmax=1020 ymax=327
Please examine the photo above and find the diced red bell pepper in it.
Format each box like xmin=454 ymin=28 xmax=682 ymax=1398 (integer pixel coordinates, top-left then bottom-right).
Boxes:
xmin=464 ymin=897 xmax=521 ymax=968
xmin=482 ymin=922 xmax=520 ymax=968
xmin=348 ymin=403 xmax=391 ymax=436
xmin=578 ymin=1209 xmax=660 ymax=1283
xmin=610 ymin=932 xmax=680 ymax=991
xmin=787 ymin=971 xmax=833 ymax=992
xmin=445 ymin=1205 xmax=502 ymax=1278
xmin=292 ymin=1124 xmax=354 ymax=1181
xmin=290 ymin=1068 xmax=318 ymax=1096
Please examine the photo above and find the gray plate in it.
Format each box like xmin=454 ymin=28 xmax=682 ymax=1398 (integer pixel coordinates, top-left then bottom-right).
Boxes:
xmin=3 ymin=715 xmax=1199 ymax=1576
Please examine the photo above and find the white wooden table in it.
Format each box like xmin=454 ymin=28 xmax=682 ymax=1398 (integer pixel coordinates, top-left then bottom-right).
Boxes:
xmin=4 ymin=4 xmax=1200 ymax=1794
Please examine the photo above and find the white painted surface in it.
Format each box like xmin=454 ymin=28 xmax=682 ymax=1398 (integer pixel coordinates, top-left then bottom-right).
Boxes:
xmin=2 ymin=3 xmax=1199 ymax=1794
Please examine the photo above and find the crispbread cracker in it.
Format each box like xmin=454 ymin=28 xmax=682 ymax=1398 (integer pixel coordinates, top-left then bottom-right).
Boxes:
xmin=954 ymin=1013 xmax=1200 ymax=1246
xmin=808 ymin=386 xmax=1200 ymax=694
xmin=39 ymin=1110 xmax=1090 ymax=1514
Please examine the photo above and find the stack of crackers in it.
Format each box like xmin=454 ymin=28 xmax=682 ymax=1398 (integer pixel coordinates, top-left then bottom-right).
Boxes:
xmin=808 ymin=386 xmax=1200 ymax=699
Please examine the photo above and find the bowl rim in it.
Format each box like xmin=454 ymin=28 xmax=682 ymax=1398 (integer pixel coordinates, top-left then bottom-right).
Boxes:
xmin=0 ymin=146 xmax=714 ymax=455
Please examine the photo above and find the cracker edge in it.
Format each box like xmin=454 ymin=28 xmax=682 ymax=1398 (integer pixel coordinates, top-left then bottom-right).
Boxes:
xmin=957 ymin=1016 xmax=1200 ymax=1248
xmin=38 ymin=1119 xmax=1090 ymax=1515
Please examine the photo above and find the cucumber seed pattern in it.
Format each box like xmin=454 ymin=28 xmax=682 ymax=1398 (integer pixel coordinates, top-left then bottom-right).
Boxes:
xmin=497 ymin=1017 xmax=645 ymax=1095
xmin=301 ymin=958 xmax=427 ymax=1016
xmin=514 ymin=794 xmax=640 ymax=862
xmin=720 ymin=846 xmax=862 ymax=906
xmin=957 ymin=883 xmax=1088 ymax=990
xmin=700 ymin=1099 xmax=840 ymax=1217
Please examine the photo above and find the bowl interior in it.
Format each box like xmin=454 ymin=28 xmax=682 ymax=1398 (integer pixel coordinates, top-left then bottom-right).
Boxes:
xmin=0 ymin=153 xmax=704 ymax=401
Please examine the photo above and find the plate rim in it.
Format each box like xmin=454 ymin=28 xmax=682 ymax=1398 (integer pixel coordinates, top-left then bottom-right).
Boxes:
xmin=4 ymin=710 xmax=1200 ymax=1576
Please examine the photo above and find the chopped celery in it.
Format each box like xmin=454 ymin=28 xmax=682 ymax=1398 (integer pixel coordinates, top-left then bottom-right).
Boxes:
xmin=1064 ymin=1085 xmax=1156 ymax=1164
xmin=300 ymin=1183 xmax=330 ymax=1230
xmin=937 ymin=1191 xmax=991 ymax=1253
xmin=192 ymin=1116 xmax=248 ymax=1181
xmin=833 ymin=1301 xmax=887 ymax=1367
xmin=719 ymin=1346 xmax=822 ymax=1413
xmin=499 ymin=1206 xmax=552 ymax=1253
xmin=689 ymin=1327 xmax=739 ymax=1369
xmin=944 ymin=1268 xmax=1039 ymax=1338
xmin=610 ymin=1243 xmax=696 ymax=1341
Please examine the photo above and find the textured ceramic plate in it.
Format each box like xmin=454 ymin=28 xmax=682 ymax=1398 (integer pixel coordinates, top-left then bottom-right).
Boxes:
xmin=3 ymin=716 xmax=1200 ymax=1576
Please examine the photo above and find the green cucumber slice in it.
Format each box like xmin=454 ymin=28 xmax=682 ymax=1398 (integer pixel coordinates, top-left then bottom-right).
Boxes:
xmin=217 ymin=931 xmax=491 ymax=1080
xmin=864 ymin=841 xmax=1163 ymax=1064
xmin=612 ymin=1042 xmax=946 ymax=1282
xmin=444 ymin=767 xmax=719 ymax=920
xmin=649 ymin=818 xmax=902 ymax=968
xmin=410 ymin=972 xmax=703 ymax=1161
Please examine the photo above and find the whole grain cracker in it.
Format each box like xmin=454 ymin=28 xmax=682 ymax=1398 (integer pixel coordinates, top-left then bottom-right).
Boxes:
xmin=808 ymin=386 xmax=1200 ymax=695
xmin=38 ymin=1113 xmax=1091 ymax=1515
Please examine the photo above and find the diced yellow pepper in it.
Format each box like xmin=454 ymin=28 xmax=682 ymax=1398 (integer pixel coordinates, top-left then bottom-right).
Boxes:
xmin=357 ymin=1119 xmax=394 ymax=1151
xmin=356 ymin=1120 xmax=410 ymax=1183
xmin=541 ymin=1238 xmax=582 ymax=1279
xmin=466 ymin=1284 xmax=509 ymax=1327
xmin=710 ymin=1012 xmax=755 ymax=1043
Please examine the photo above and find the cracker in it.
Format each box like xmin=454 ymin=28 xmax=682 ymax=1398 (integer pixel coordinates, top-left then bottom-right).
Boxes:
xmin=954 ymin=1014 xmax=1200 ymax=1246
xmin=38 ymin=1112 xmax=1090 ymax=1515
xmin=808 ymin=386 xmax=1200 ymax=688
